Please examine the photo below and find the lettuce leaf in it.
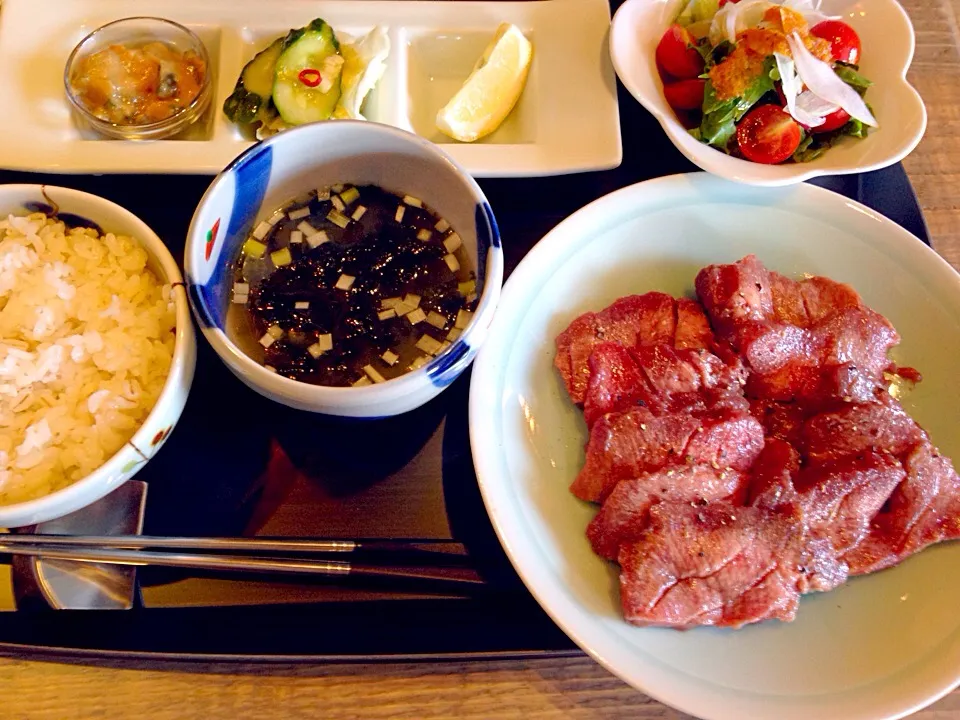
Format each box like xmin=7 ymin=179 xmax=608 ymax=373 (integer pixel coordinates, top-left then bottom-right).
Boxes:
xmin=697 ymin=58 xmax=776 ymax=149
xmin=677 ymin=0 xmax=721 ymax=26
xmin=833 ymin=63 xmax=872 ymax=97
xmin=791 ymin=115 xmax=872 ymax=163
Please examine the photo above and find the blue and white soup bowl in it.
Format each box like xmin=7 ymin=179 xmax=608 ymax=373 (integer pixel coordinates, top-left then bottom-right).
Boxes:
xmin=185 ymin=121 xmax=503 ymax=417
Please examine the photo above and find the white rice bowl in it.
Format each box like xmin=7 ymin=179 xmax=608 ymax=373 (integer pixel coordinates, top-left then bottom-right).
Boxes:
xmin=0 ymin=212 xmax=175 ymax=504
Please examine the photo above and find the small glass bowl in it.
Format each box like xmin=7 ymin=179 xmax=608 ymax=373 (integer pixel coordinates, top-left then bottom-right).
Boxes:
xmin=64 ymin=17 xmax=212 ymax=141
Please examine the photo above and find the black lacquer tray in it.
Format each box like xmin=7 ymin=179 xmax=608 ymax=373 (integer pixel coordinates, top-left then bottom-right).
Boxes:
xmin=0 ymin=74 xmax=930 ymax=662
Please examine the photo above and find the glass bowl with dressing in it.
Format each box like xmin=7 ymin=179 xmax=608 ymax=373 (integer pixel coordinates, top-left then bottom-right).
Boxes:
xmin=64 ymin=17 xmax=212 ymax=141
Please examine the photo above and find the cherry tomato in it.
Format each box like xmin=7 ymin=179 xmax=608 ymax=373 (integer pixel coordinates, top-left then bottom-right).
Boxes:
xmin=656 ymin=60 xmax=672 ymax=83
xmin=656 ymin=25 xmax=704 ymax=80
xmin=719 ymin=0 xmax=741 ymax=6
xmin=812 ymin=107 xmax=851 ymax=133
xmin=674 ymin=108 xmax=703 ymax=130
xmin=736 ymin=104 xmax=802 ymax=164
xmin=664 ymin=78 xmax=706 ymax=110
xmin=810 ymin=20 xmax=862 ymax=65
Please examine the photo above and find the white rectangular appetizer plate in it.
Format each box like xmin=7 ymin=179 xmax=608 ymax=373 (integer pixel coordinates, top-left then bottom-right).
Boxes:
xmin=0 ymin=0 xmax=622 ymax=177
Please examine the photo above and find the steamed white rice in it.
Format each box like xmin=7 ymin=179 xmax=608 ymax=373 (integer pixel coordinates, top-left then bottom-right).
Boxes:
xmin=0 ymin=212 xmax=175 ymax=505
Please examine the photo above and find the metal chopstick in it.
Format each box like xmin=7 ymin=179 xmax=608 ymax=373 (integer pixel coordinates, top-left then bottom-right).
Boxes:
xmin=0 ymin=543 xmax=485 ymax=586
xmin=0 ymin=534 xmax=469 ymax=556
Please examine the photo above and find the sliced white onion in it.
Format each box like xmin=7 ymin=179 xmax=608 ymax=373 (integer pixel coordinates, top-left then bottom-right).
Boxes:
xmin=709 ymin=0 xmax=776 ymax=45
xmin=795 ymin=90 xmax=839 ymax=116
xmin=775 ymin=52 xmax=825 ymax=128
xmin=781 ymin=0 xmax=838 ymax=26
xmin=786 ymin=33 xmax=878 ymax=127
xmin=708 ymin=0 xmax=839 ymax=46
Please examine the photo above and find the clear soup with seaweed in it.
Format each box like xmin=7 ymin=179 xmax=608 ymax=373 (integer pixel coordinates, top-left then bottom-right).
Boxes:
xmin=229 ymin=184 xmax=478 ymax=387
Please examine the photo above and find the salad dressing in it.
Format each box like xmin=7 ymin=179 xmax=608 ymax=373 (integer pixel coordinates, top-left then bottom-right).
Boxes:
xmin=658 ymin=0 xmax=876 ymax=164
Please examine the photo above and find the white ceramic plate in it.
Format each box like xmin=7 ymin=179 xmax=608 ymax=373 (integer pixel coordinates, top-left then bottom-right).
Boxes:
xmin=0 ymin=0 xmax=621 ymax=177
xmin=609 ymin=0 xmax=927 ymax=186
xmin=469 ymin=173 xmax=960 ymax=720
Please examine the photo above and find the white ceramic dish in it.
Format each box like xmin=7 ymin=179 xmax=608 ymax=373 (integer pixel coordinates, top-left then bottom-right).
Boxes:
xmin=609 ymin=0 xmax=927 ymax=186
xmin=0 ymin=185 xmax=196 ymax=528
xmin=186 ymin=121 xmax=502 ymax=418
xmin=0 ymin=0 xmax=621 ymax=178
xmin=469 ymin=173 xmax=960 ymax=720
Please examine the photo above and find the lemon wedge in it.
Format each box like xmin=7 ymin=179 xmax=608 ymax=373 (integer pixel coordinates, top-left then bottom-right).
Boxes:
xmin=436 ymin=23 xmax=533 ymax=143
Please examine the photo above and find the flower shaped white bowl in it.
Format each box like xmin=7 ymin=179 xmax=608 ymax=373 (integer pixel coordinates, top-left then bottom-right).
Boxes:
xmin=609 ymin=0 xmax=927 ymax=186
xmin=0 ymin=185 xmax=196 ymax=528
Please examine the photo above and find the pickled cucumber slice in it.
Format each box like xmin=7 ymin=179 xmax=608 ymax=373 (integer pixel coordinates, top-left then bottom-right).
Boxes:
xmin=222 ymin=36 xmax=285 ymax=125
xmin=272 ymin=19 xmax=343 ymax=125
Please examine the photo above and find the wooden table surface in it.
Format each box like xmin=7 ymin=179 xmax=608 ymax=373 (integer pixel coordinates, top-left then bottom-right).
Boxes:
xmin=4 ymin=1 xmax=960 ymax=718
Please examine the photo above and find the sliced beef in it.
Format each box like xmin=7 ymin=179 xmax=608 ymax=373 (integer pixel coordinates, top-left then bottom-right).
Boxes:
xmin=685 ymin=407 xmax=765 ymax=471
xmin=844 ymin=441 xmax=960 ymax=575
xmin=800 ymin=275 xmax=863 ymax=324
xmin=571 ymin=407 xmax=764 ymax=503
xmin=694 ymin=254 xmax=774 ymax=338
xmin=795 ymin=452 xmax=906 ymax=555
xmin=570 ymin=408 xmax=698 ymax=502
xmin=618 ymin=500 xmax=850 ymax=629
xmin=582 ymin=343 xmax=650 ymax=428
xmin=733 ymin=307 xmax=896 ymax=397
xmin=582 ymin=342 xmax=747 ymax=428
xmin=617 ymin=503 xmax=807 ymax=629
xmin=745 ymin=360 xmax=885 ymax=405
xmin=674 ymin=298 xmax=714 ymax=350
xmin=587 ymin=465 xmax=748 ymax=560
xmin=769 ymin=271 xmax=808 ymax=327
xmin=732 ymin=322 xmax=807 ymax=376
xmin=801 ymin=397 xmax=923 ymax=463
xmin=554 ymin=293 xmax=676 ymax=404
xmin=810 ymin=306 xmax=898 ymax=376
xmin=636 ymin=344 xmax=720 ymax=399
xmin=748 ymin=438 xmax=801 ymax=509
xmin=696 ymin=255 xmax=863 ymax=334
xmin=769 ymin=271 xmax=862 ymax=327
xmin=635 ymin=345 xmax=746 ymax=409
xmin=796 ymin=537 xmax=850 ymax=593
xmin=696 ymin=256 xmax=899 ymax=404
xmin=564 ymin=257 xmax=960 ymax=631
xmin=750 ymin=399 xmax=807 ymax=445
